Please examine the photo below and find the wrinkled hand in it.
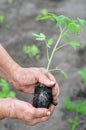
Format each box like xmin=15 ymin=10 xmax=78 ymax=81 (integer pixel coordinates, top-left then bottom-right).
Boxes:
xmin=10 ymin=67 xmax=59 ymax=105
xmin=4 ymin=98 xmax=55 ymax=125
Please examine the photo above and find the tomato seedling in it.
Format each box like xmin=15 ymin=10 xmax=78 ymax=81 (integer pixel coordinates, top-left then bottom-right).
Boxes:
xmin=32 ymin=9 xmax=86 ymax=108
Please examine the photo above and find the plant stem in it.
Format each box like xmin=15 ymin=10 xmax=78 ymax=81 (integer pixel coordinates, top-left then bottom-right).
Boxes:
xmin=55 ymin=43 xmax=67 ymax=52
xmin=46 ymin=32 xmax=63 ymax=71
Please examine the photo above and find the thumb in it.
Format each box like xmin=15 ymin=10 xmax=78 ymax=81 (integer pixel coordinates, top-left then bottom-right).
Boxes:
xmin=38 ymin=74 xmax=55 ymax=87
xmin=34 ymin=108 xmax=51 ymax=118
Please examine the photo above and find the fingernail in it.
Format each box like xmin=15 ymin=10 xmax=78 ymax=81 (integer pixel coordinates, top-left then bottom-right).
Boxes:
xmin=47 ymin=111 xmax=51 ymax=116
xmin=50 ymin=81 xmax=55 ymax=85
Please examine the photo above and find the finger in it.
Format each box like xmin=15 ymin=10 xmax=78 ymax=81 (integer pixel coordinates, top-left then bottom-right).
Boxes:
xmin=27 ymin=105 xmax=55 ymax=126
xmin=47 ymin=73 xmax=60 ymax=105
xmin=48 ymin=104 xmax=55 ymax=114
xmin=46 ymin=71 xmax=56 ymax=81
xmin=27 ymin=116 xmax=50 ymax=126
xmin=34 ymin=108 xmax=51 ymax=118
xmin=47 ymin=73 xmax=60 ymax=95
xmin=38 ymin=73 xmax=55 ymax=87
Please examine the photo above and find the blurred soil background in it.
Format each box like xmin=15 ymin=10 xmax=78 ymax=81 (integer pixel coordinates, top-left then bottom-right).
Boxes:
xmin=0 ymin=0 xmax=86 ymax=130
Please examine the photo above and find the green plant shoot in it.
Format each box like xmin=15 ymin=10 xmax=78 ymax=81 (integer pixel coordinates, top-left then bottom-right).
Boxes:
xmin=23 ymin=45 xmax=40 ymax=60
xmin=68 ymin=116 xmax=80 ymax=130
xmin=78 ymin=68 xmax=86 ymax=84
xmin=32 ymin=9 xmax=86 ymax=77
xmin=0 ymin=78 xmax=16 ymax=98
xmin=65 ymin=98 xmax=86 ymax=116
xmin=0 ymin=15 xmax=5 ymax=25
xmin=7 ymin=0 xmax=13 ymax=4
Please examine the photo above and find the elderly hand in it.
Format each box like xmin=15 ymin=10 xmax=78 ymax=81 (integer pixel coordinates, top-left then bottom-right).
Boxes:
xmin=10 ymin=66 xmax=59 ymax=105
xmin=0 ymin=98 xmax=55 ymax=125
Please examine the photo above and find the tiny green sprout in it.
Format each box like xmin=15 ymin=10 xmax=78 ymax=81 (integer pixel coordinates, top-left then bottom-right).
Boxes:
xmin=78 ymin=68 xmax=86 ymax=84
xmin=5 ymin=24 xmax=10 ymax=29
xmin=23 ymin=45 xmax=40 ymax=60
xmin=7 ymin=0 xmax=13 ymax=4
xmin=68 ymin=116 xmax=80 ymax=130
xmin=33 ymin=9 xmax=86 ymax=77
xmin=0 ymin=15 xmax=5 ymax=24
xmin=0 ymin=78 xmax=16 ymax=98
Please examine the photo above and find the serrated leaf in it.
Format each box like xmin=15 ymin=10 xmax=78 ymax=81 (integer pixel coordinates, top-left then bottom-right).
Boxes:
xmin=75 ymin=24 xmax=81 ymax=36
xmin=65 ymin=17 xmax=72 ymax=26
xmin=47 ymin=38 xmax=54 ymax=48
xmin=69 ymin=23 xmax=76 ymax=33
xmin=65 ymin=34 xmax=71 ymax=42
xmin=78 ymin=18 xmax=86 ymax=27
xmin=68 ymin=41 xmax=81 ymax=49
xmin=56 ymin=15 xmax=66 ymax=26
xmin=36 ymin=9 xmax=57 ymax=21
xmin=32 ymin=33 xmax=46 ymax=41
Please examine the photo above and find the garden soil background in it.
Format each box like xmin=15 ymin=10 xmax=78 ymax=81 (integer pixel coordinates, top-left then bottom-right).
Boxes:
xmin=0 ymin=0 xmax=86 ymax=130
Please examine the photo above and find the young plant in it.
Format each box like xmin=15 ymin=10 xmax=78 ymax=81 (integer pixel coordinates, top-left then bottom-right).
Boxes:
xmin=32 ymin=9 xmax=86 ymax=108
xmin=0 ymin=14 xmax=10 ymax=29
xmin=78 ymin=68 xmax=86 ymax=84
xmin=68 ymin=116 xmax=80 ymax=130
xmin=64 ymin=98 xmax=86 ymax=116
xmin=65 ymin=98 xmax=86 ymax=130
xmin=7 ymin=0 xmax=13 ymax=4
xmin=0 ymin=15 xmax=5 ymax=26
xmin=0 ymin=78 xmax=16 ymax=98
xmin=23 ymin=45 xmax=40 ymax=60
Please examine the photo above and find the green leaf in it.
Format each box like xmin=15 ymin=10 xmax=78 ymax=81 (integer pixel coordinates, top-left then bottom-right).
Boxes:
xmin=65 ymin=98 xmax=86 ymax=116
xmin=32 ymin=33 xmax=40 ymax=37
xmin=9 ymin=91 xmax=16 ymax=97
xmin=32 ymin=33 xmax=46 ymax=41
xmin=41 ymin=9 xmax=48 ymax=16
xmin=78 ymin=18 xmax=86 ymax=27
xmin=36 ymin=9 xmax=57 ymax=21
xmin=69 ymin=23 xmax=76 ymax=33
xmin=65 ymin=98 xmax=76 ymax=111
xmin=56 ymin=15 xmax=67 ymax=26
xmin=69 ymin=117 xmax=79 ymax=130
xmin=65 ymin=17 xmax=73 ymax=26
xmin=78 ymin=68 xmax=86 ymax=84
xmin=64 ymin=33 xmax=71 ymax=42
xmin=23 ymin=45 xmax=40 ymax=60
xmin=75 ymin=24 xmax=81 ymax=35
xmin=68 ymin=41 xmax=81 ymax=49
xmin=0 ymin=78 xmax=16 ymax=98
xmin=47 ymin=38 xmax=54 ymax=48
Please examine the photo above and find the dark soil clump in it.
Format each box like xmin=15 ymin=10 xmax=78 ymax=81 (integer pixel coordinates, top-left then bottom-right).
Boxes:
xmin=33 ymin=84 xmax=53 ymax=108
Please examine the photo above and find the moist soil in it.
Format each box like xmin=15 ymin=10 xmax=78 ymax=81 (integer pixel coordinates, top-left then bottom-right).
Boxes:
xmin=33 ymin=84 xmax=53 ymax=108
xmin=0 ymin=0 xmax=86 ymax=130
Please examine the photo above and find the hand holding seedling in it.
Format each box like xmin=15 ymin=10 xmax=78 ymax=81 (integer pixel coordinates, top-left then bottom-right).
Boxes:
xmin=0 ymin=44 xmax=59 ymax=124
xmin=11 ymin=67 xmax=59 ymax=105
xmin=0 ymin=98 xmax=55 ymax=125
